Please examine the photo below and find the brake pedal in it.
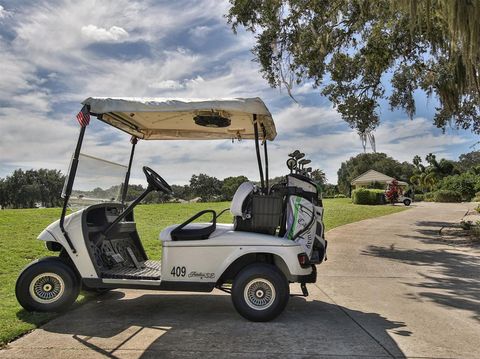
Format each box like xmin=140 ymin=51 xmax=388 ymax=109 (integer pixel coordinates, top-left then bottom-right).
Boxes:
xmin=127 ymin=247 xmax=144 ymax=269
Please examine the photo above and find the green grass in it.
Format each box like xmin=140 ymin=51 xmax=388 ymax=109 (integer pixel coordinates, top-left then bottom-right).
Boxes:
xmin=0 ymin=198 xmax=406 ymax=346
xmin=322 ymin=198 xmax=408 ymax=229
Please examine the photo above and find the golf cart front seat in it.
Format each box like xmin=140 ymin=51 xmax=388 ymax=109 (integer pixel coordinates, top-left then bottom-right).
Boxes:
xmin=160 ymin=182 xmax=255 ymax=241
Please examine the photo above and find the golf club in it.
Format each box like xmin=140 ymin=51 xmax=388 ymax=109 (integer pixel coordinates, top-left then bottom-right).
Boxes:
xmin=295 ymin=152 xmax=305 ymax=160
xmin=288 ymin=150 xmax=301 ymax=158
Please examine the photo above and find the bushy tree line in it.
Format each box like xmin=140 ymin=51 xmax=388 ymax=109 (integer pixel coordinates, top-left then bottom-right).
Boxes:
xmin=411 ymin=153 xmax=480 ymax=202
xmin=336 ymin=150 xmax=480 ymax=202
xmin=169 ymin=174 xmax=249 ymax=203
xmin=1 ymin=165 xmax=331 ymax=209
xmin=0 ymin=169 xmax=65 ymax=209
xmin=0 ymin=170 xmax=252 ymax=208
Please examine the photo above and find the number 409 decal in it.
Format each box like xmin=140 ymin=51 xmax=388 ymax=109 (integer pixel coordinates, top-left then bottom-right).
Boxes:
xmin=171 ymin=266 xmax=186 ymax=277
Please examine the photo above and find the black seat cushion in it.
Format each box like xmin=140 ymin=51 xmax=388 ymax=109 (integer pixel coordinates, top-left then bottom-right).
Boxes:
xmin=171 ymin=210 xmax=216 ymax=241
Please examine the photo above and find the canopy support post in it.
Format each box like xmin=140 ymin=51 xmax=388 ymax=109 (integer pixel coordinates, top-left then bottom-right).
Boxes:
xmin=253 ymin=115 xmax=265 ymax=192
xmin=261 ymin=124 xmax=269 ymax=193
xmin=60 ymin=125 xmax=86 ymax=253
xmin=121 ymin=137 xmax=138 ymax=206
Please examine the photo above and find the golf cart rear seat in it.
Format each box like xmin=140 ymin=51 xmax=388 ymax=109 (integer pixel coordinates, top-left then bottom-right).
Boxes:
xmin=160 ymin=182 xmax=255 ymax=241
xmin=160 ymin=223 xmax=234 ymax=241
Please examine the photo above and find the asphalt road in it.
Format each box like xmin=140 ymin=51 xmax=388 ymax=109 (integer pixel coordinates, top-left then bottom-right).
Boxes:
xmin=2 ymin=202 xmax=480 ymax=358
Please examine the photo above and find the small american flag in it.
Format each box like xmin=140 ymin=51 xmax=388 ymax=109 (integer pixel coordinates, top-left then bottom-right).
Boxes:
xmin=76 ymin=105 xmax=90 ymax=127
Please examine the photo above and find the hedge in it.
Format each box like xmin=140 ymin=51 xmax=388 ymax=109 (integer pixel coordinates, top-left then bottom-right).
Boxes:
xmin=433 ymin=190 xmax=462 ymax=203
xmin=334 ymin=194 xmax=347 ymax=198
xmin=352 ymin=188 xmax=385 ymax=205
xmin=421 ymin=190 xmax=461 ymax=202
xmin=436 ymin=173 xmax=479 ymax=201
xmin=414 ymin=194 xmax=424 ymax=202
xmin=424 ymin=192 xmax=435 ymax=202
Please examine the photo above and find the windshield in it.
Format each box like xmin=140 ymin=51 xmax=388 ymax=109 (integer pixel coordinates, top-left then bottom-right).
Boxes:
xmin=63 ymin=153 xmax=127 ymax=209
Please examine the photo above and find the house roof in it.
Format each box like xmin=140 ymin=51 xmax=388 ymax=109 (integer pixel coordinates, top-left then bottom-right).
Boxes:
xmin=351 ymin=169 xmax=408 ymax=186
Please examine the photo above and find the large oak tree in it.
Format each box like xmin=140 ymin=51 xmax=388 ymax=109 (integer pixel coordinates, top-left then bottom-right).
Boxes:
xmin=228 ymin=1 xmax=480 ymax=142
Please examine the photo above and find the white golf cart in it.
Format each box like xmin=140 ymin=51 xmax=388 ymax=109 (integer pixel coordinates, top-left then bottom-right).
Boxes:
xmin=398 ymin=195 xmax=412 ymax=206
xmin=16 ymin=97 xmax=327 ymax=321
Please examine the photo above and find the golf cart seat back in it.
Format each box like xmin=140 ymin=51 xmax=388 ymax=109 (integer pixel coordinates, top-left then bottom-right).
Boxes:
xmin=230 ymin=182 xmax=255 ymax=216
xmin=232 ymin=182 xmax=284 ymax=235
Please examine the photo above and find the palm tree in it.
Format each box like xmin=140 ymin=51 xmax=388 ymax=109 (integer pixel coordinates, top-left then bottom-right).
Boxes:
xmin=423 ymin=172 xmax=437 ymax=192
xmin=311 ymin=169 xmax=327 ymax=185
xmin=410 ymin=171 xmax=437 ymax=193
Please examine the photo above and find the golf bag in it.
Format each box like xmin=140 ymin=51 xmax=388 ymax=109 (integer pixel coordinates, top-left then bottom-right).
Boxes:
xmin=283 ymin=175 xmax=326 ymax=263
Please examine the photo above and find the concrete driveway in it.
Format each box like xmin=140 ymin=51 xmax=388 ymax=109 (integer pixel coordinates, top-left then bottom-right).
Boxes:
xmin=2 ymin=202 xmax=480 ymax=358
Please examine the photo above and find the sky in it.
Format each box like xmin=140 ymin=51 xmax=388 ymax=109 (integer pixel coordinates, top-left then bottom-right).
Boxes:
xmin=0 ymin=0 xmax=477 ymax=187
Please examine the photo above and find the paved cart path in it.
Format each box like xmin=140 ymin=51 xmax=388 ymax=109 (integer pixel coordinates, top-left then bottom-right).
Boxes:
xmin=2 ymin=202 xmax=480 ymax=358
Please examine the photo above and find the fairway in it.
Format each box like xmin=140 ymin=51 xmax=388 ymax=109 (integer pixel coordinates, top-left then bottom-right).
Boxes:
xmin=0 ymin=198 xmax=406 ymax=346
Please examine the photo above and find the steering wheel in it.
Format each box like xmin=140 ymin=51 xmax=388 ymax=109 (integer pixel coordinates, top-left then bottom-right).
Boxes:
xmin=142 ymin=166 xmax=173 ymax=194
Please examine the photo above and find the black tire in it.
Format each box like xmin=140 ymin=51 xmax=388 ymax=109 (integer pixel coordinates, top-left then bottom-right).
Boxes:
xmin=15 ymin=257 xmax=80 ymax=312
xmin=403 ymin=199 xmax=411 ymax=206
xmin=231 ymin=263 xmax=289 ymax=322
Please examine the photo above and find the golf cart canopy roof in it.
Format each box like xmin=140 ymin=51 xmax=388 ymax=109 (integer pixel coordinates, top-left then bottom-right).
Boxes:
xmin=82 ymin=97 xmax=277 ymax=141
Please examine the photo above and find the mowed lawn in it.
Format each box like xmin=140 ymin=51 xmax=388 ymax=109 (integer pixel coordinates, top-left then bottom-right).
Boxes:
xmin=0 ymin=198 xmax=406 ymax=346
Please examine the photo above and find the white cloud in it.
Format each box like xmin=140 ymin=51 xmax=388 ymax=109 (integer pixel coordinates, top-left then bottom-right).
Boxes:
xmin=274 ymin=103 xmax=343 ymax=133
xmin=374 ymin=117 xmax=469 ymax=162
xmin=188 ymin=25 xmax=213 ymax=39
xmin=0 ymin=0 xmax=474 ymax=189
xmin=81 ymin=25 xmax=129 ymax=42
xmin=0 ymin=5 xmax=11 ymax=19
xmin=262 ymin=112 xmax=472 ymax=183
xmin=148 ymin=80 xmax=186 ymax=90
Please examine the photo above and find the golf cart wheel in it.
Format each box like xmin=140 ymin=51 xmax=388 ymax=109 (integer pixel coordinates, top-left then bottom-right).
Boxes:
xmin=403 ymin=199 xmax=411 ymax=206
xmin=16 ymin=257 xmax=80 ymax=312
xmin=231 ymin=263 xmax=289 ymax=322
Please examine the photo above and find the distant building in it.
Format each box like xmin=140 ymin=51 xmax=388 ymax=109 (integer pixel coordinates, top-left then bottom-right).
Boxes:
xmin=351 ymin=169 xmax=408 ymax=190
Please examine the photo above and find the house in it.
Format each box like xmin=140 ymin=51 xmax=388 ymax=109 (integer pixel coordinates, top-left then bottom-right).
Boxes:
xmin=351 ymin=169 xmax=408 ymax=189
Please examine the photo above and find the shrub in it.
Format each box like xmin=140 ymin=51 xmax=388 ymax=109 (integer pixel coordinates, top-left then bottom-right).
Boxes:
xmin=471 ymin=191 xmax=480 ymax=202
xmin=414 ymin=194 xmax=424 ymax=202
xmin=433 ymin=190 xmax=462 ymax=203
xmin=424 ymin=192 xmax=435 ymax=202
xmin=352 ymin=188 xmax=385 ymax=205
xmin=334 ymin=194 xmax=346 ymax=198
xmin=436 ymin=173 xmax=479 ymax=201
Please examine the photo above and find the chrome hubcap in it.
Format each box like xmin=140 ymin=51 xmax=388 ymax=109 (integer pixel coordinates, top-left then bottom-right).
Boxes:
xmin=244 ymin=278 xmax=276 ymax=310
xmin=29 ymin=273 xmax=65 ymax=304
